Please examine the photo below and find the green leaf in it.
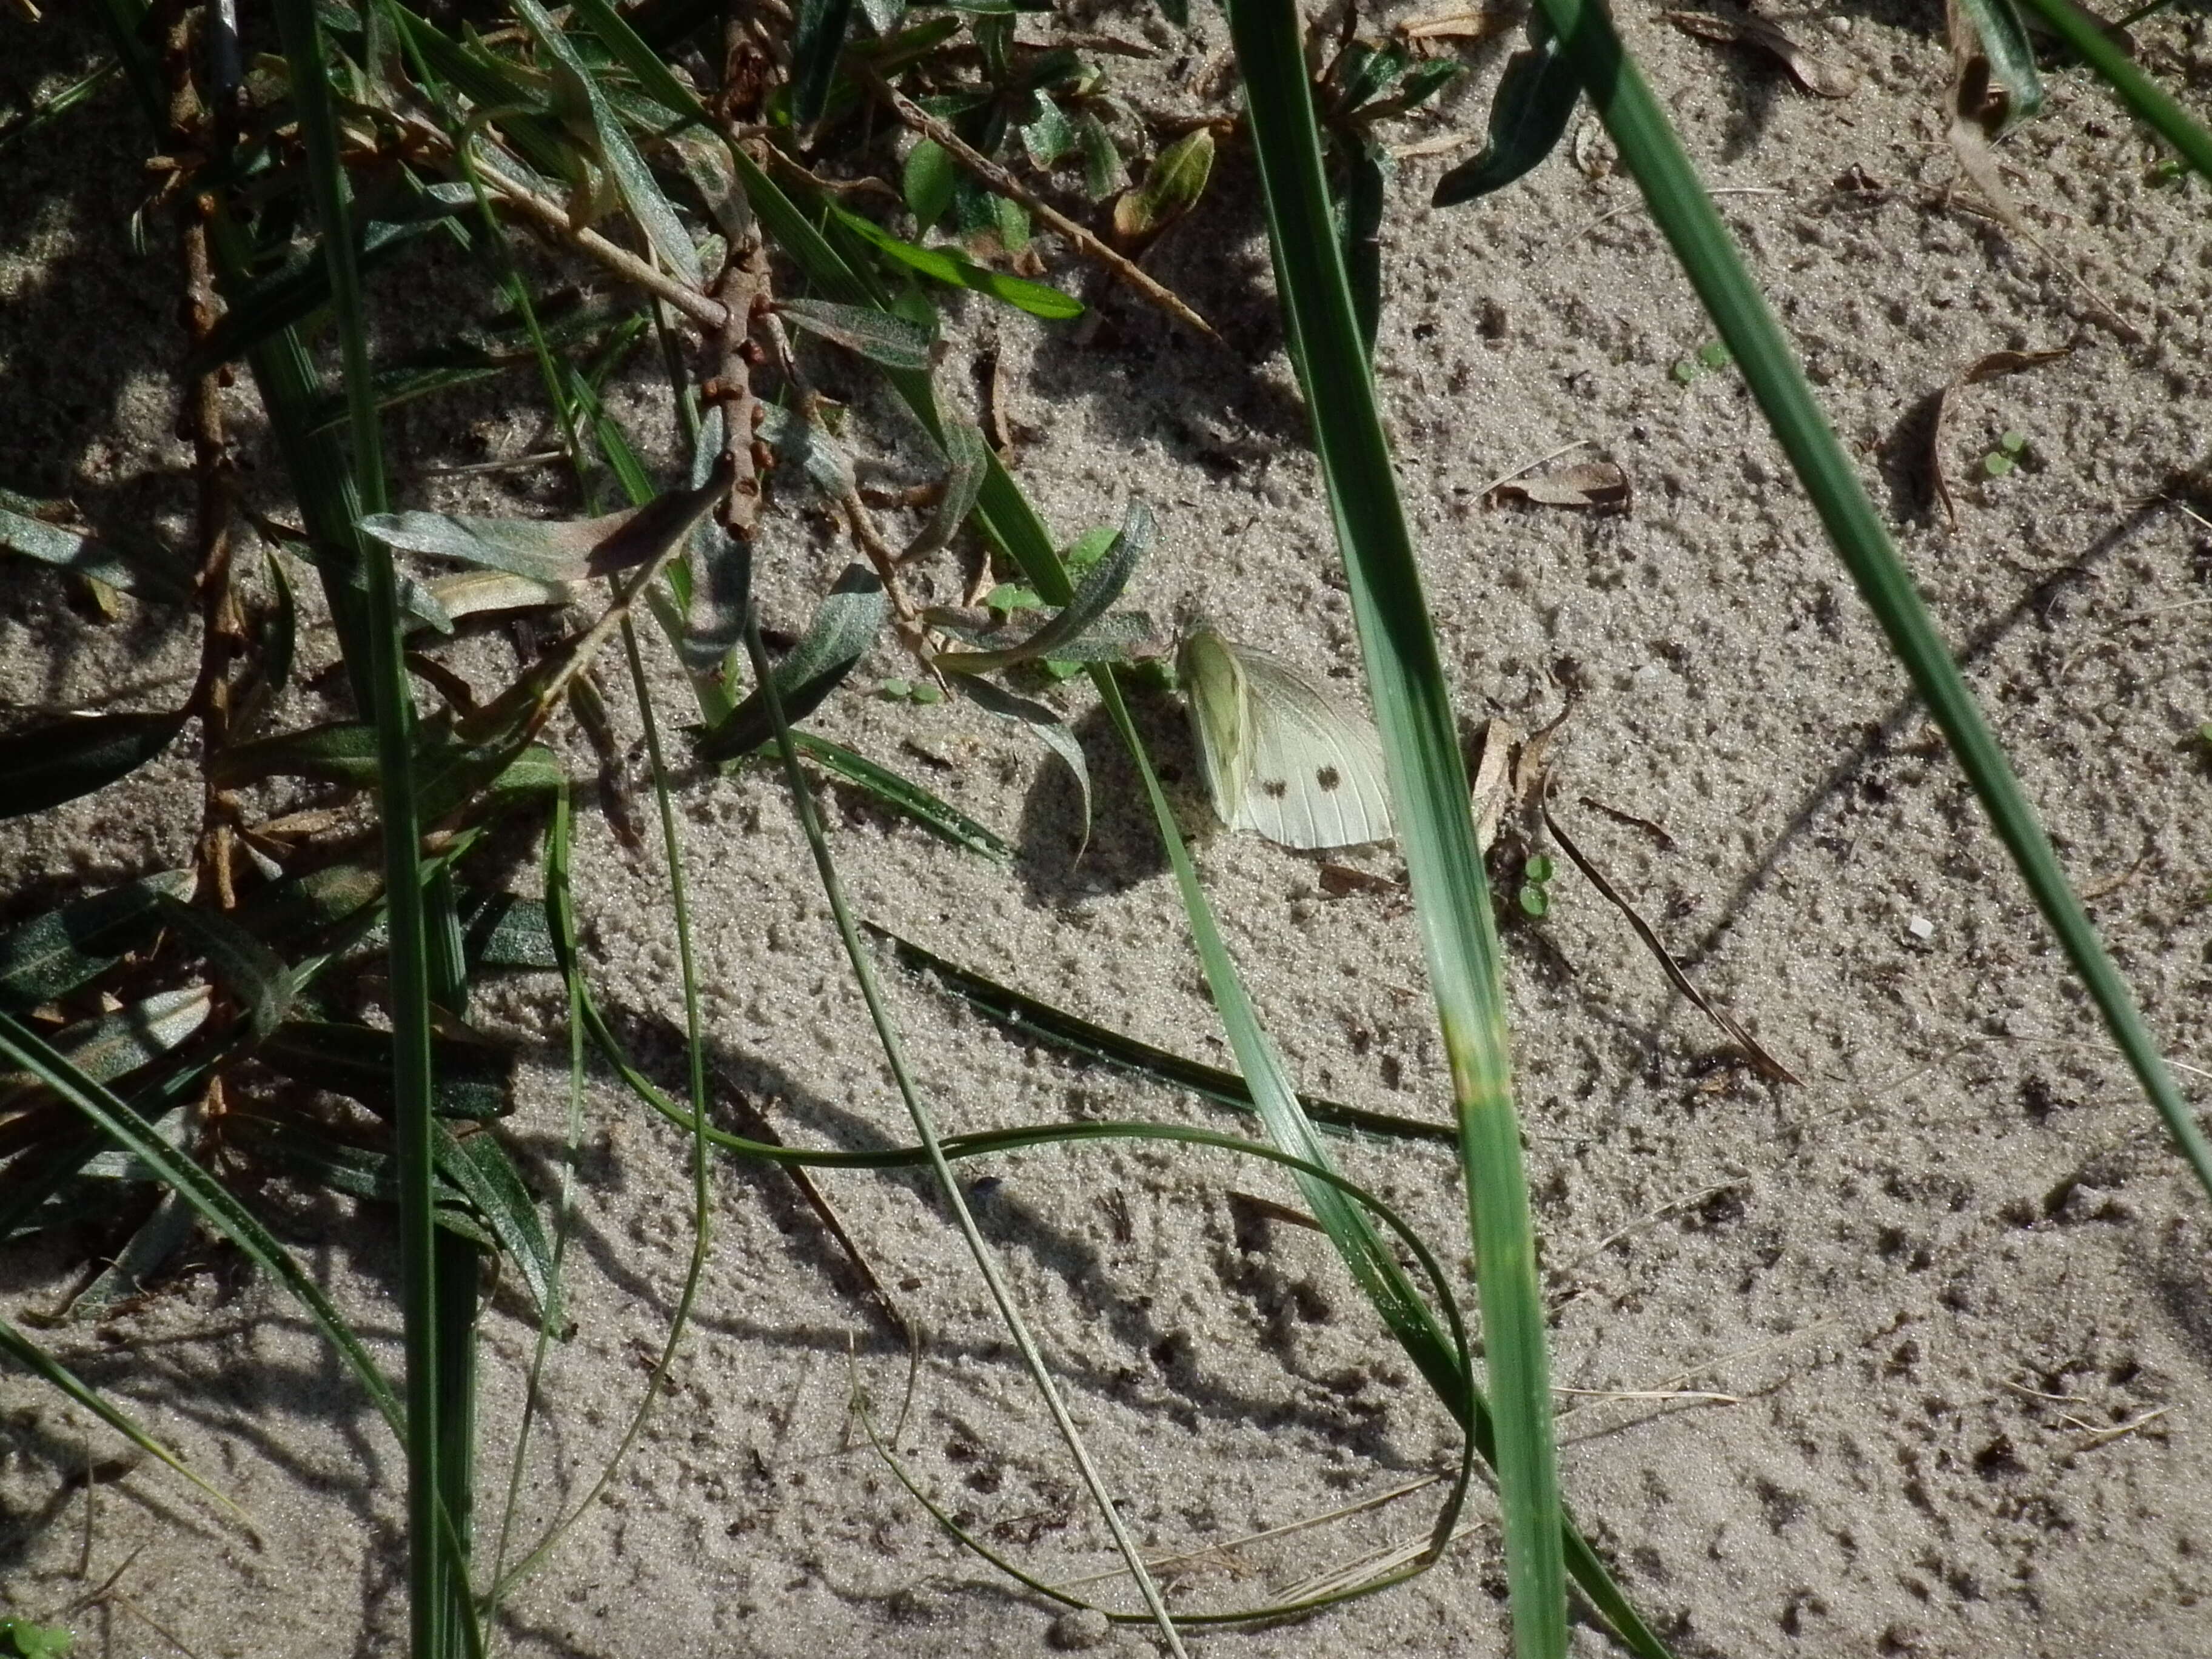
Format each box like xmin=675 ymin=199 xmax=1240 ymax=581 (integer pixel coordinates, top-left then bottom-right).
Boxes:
xmin=793 ymin=0 xmax=857 ymax=124
xmin=829 ymin=206 xmax=1084 ymax=320
xmin=154 ymin=896 xmax=295 ymax=1041
xmin=0 ymin=491 xmax=193 ymax=603
xmin=512 ymin=0 xmax=702 ymax=287
xmin=903 ymin=138 xmax=957 ymax=229
xmin=1019 ymin=90 xmax=1078 ymax=169
xmin=360 ymin=466 xmax=730 ymax=585
xmin=1074 ymin=113 xmax=1128 ymax=199
xmin=1337 ymin=131 xmax=1389 ymax=360
xmin=455 ymin=889 xmax=561 ymax=971
xmin=904 ymin=418 xmax=990 ymax=560
xmin=0 ymin=1617 xmax=75 ymax=1658
xmin=936 ymin=499 xmax=1152 ymax=673
xmin=776 ymin=298 xmax=936 ymax=369
xmin=0 ymin=870 xmax=195 ymax=1014
xmin=873 ymin=925 xmax=1455 ymax=1141
xmin=0 ymin=988 xmax=212 ymax=1103
xmin=0 ymin=710 xmax=189 ymax=820
xmin=695 ymin=567 xmax=889 ymax=760
xmin=792 ymin=732 xmax=1013 ymax=862
xmin=1232 ymin=2 xmax=1569 ymax=1650
xmin=434 ymin=1122 xmax=561 ymax=1327
xmin=260 ymin=1020 xmax=514 ymax=1119
xmin=1112 ymin=127 xmax=1214 ymax=243
xmin=957 ymin=675 xmax=1091 ymax=854
xmin=1953 ymin=0 xmax=2046 ymax=134
xmin=1431 ymin=24 xmax=1581 ymax=207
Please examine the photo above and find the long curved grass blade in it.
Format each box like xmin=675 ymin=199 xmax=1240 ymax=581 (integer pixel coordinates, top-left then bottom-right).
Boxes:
xmin=0 ymin=1011 xmax=403 ymax=1433
xmin=512 ymin=0 xmax=702 ymax=288
xmin=0 ymin=1312 xmax=252 ymax=1527
xmin=791 ymin=734 xmax=1014 ymax=862
xmin=2011 ymin=0 xmax=2212 ymax=178
xmin=1532 ymin=0 xmax=2212 ymax=1201
xmin=1231 ymin=1 xmax=1565 ymax=1651
xmin=714 ymin=129 xmax=1669 ymax=1659
xmin=0 ymin=711 xmax=189 ymax=820
xmin=868 ymin=925 xmax=1456 ymax=1144
xmin=270 ymin=2 xmax=457 ymax=1649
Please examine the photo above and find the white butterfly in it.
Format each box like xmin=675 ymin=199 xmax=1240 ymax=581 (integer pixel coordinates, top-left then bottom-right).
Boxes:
xmin=1178 ymin=626 xmax=1394 ymax=850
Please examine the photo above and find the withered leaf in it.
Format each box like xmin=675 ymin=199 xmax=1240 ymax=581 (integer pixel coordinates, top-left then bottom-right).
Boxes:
xmin=1664 ymin=8 xmax=1860 ymax=99
xmin=1490 ymin=460 xmax=1632 ymax=513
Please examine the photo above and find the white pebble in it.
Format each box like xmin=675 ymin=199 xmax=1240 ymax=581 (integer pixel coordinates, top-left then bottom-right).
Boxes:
xmin=1906 ymin=916 xmax=1935 ymax=941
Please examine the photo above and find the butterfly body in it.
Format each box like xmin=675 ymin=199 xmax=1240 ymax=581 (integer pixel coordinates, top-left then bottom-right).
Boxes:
xmin=1178 ymin=627 xmax=1393 ymax=850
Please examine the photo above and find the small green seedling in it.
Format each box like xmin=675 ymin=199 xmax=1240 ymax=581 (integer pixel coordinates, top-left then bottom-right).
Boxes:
xmin=878 ymin=678 xmax=944 ymax=705
xmin=0 ymin=1620 xmax=73 ymax=1659
xmin=1982 ymin=429 xmax=2028 ymax=479
xmin=1518 ymin=853 xmax=1557 ymax=919
xmin=1672 ymin=341 xmax=1732 ymax=384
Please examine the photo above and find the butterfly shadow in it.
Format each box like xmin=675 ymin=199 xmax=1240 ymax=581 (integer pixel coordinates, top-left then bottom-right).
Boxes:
xmin=1010 ymin=678 xmax=1196 ymax=903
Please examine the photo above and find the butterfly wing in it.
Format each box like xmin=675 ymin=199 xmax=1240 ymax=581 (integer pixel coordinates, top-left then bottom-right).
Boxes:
xmin=1231 ymin=645 xmax=1393 ymax=850
xmin=1178 ymin=628 xmax=1252 ymax=827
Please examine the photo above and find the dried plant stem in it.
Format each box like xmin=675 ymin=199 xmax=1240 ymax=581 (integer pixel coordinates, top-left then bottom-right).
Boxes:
xmin=168 ymin=3 xmax=244 ymax=908
xmin=857 ymin=66 xmax=1218 ymax=340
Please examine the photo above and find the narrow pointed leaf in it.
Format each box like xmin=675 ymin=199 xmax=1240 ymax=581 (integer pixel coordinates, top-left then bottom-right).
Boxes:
xmin=829 ymin=206 xmax=1084 ymax=319
xmin=0 ymin=870 xmax=195 ymax=1014
xmin=155 ymin=897 xmax=294 ymax=1041
xmin=777 ymin=298 xmax=936 ymax=369
xmin=696 ymin=567 xmax=888 ymax=760
xmin=361 ymin=467 xmax=730 ymax=585
xmin=937 ymin=500 xmax=1151 ymax=672
xmin=0 ymin=710 xmax=189 ymax=820
xmin=792 ymin=732 xmax=1013 ymax=861
xmin=1432 ymin=25 xmax=1581 ymax=206
xmin=0 ymin=1011 xmax=402 ymax=1435
xmin=0 ymin=492 xmax=193 ymax=602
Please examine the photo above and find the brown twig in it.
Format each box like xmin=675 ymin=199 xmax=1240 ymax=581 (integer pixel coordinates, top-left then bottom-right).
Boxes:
xmin=856 ymin=66 xmax=1217 ymax=340
xmin=1543 ymin=805 xmax=1803 ymax=1085
xmin=164 ymin=2 xmax=246 ymax=910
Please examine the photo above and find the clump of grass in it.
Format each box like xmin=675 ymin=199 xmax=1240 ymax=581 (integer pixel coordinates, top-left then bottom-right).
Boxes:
xmin=1 ymin=0 xmax=2207 ymax=1653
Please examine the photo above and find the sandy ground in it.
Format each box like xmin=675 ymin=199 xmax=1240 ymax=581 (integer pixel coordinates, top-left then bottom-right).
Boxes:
xmin=5 ymin=1 xmax=2212 ymax=1654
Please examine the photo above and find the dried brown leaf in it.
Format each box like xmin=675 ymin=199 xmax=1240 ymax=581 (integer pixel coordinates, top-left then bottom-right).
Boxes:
xmin=1490 ymin=460 xmax=1632 ymax=513
xmin=1664 ymin=8 xmax=1859 ymax=98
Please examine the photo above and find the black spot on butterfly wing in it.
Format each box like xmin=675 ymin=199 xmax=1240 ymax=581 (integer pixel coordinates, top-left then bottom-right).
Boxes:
xmin=1261 ymin=778 xmax=1289 ymax=798
xmin=1315 ymin=765 xmax=1342 ymax=793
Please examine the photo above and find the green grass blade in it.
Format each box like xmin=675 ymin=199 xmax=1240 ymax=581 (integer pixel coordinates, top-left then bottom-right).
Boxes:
xmin=0 ymin=1012 xmax=403 ymax=1433
xmin=270 ymin=2 xmax=455 ymax=1650
xmin=1534 ymin=0 xmax=2212 ymax=1202
xmin=869 ymin=924 xmax=1456 ymax=1144
xmin=0 ymin=1312 xmax=253 ymax=1529
xmin=1229 ymin=2 xmax=1564 ymax=1651
xmin=723 ymin=127 xmax=1666 ymax=1657
xmin=2011 ymin=0 xmax=2212 ymax=178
